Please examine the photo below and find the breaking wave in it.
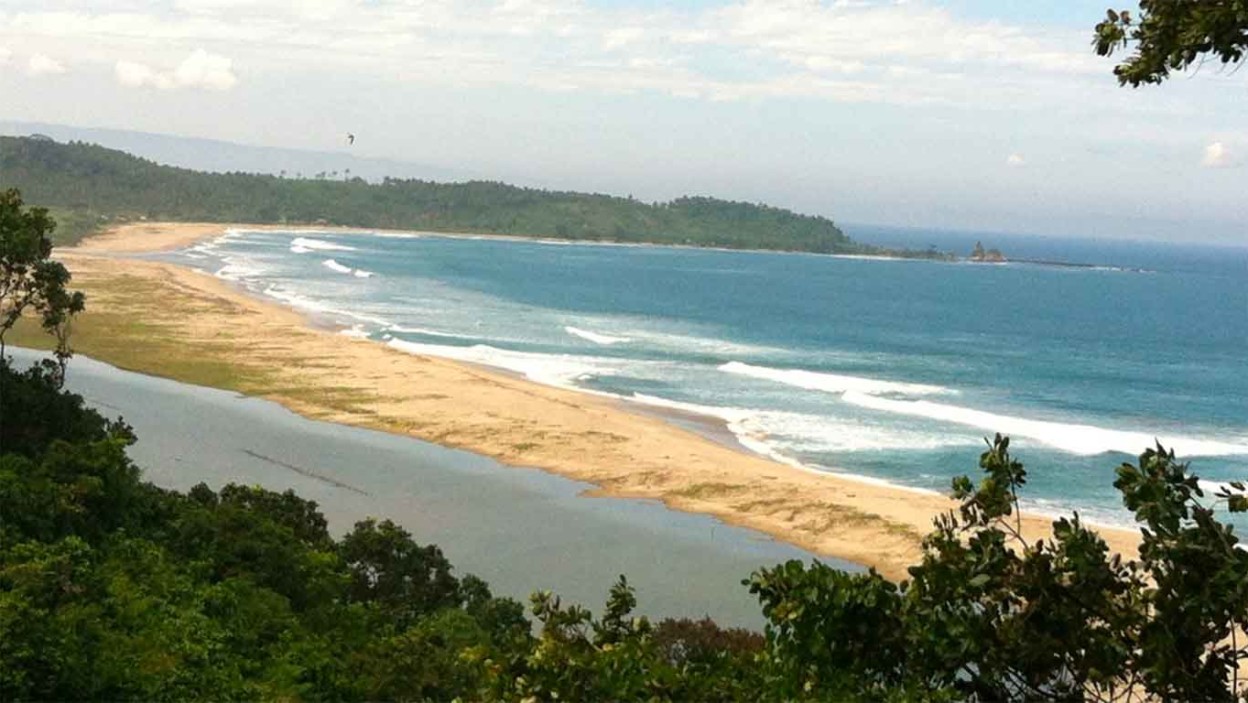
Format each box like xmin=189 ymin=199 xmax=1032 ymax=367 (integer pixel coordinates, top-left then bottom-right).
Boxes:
xmin=260 ymin=287 xmax=392 ymax=328
xmin=565 ymin=326 xmax=631 ymax=345
xmin=384 ymin=325 xmax=478 ymax=340
xmin=841 ymin=391 xmax=1248 ymax=458
xmin=628 ymin=393 xmax=976 ymax=455
xmin=386 ymin=339 xmax=622 ymax=389
xmin=721 ymin=361 xmax=952 ymax=398
xmin=321 ymin=259 xmax=374 ymax=278
xmin=322 ymin=259 xmax=353 ymax=274
xmin=291 ymin=236 xmax=356 ymax=252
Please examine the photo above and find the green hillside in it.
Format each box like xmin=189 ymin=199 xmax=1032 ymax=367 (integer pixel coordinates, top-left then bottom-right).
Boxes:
xmin=0 ymin=135 xmax=895 ymax=254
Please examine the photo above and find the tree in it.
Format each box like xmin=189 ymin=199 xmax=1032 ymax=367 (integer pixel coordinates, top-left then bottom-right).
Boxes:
xmin=749 ymin=435 xmax=1248 ymax=701
xmin=1095 ymin=2 xmax=1248 ymax=86
xmin=0 ymin=360 xmax=133 ymax=460
xmin=0 ymin=188 xmax=84 ymax=382
xmin=338 ymin=518 xmax=463 ymax=626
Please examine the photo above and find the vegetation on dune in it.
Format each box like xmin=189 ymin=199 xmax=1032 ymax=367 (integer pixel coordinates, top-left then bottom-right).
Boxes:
xmin=0 ymin=136 xmax=938 ymax=257
xmin=6 ymin=193 xmax=1248 ymax=701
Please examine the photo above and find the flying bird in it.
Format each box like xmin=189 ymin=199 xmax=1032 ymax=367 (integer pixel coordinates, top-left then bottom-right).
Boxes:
xmin=346 ymin=133 xmax=355 ymax=146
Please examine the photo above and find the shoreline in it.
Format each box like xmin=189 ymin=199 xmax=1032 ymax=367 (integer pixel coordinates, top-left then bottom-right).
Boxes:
xmin=33 ymin=222 xmax=1142 ymax=579
xmin=7 ymin=346 xmax=825 ymax=627
xmin=79 ymin=219 xmax=955 ymax=264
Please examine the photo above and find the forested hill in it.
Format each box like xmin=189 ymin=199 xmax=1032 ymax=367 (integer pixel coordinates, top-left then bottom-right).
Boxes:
xmin=0 ymin=135 xmax=885 ymax=254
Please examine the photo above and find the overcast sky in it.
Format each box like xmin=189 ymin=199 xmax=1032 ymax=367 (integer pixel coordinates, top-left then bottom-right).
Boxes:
xmin=1 ymin=0 xmax=1245 ymax=243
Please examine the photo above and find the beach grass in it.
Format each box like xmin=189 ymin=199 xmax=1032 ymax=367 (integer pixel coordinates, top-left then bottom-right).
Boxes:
xmin=7 ymin=269 xmax=269 ymax=392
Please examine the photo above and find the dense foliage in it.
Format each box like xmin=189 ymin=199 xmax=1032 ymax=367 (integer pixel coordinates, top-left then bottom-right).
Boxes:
xmin=1095 ymin=1 xmax=1248 ymax=86
xmin=0 ymin=136 xmax=905 ymax=256
xmin=0 ymin=189 xmax=84 ymax=380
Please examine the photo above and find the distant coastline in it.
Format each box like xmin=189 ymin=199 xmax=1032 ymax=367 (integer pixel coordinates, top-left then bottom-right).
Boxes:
xmin=1 ymin=134 xmax=954 ymax=261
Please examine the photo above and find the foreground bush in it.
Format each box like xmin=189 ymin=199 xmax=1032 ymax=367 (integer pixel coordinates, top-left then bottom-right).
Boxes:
xmin=751 ymin=436 xmax=1248 ymax=701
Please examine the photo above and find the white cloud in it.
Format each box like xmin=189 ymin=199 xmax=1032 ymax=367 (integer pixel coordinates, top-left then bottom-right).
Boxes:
xmin=0 ymin=0 xmax=1216 ymax=109
xmin=27 ymin=53 xmax=66 ymax=76
xmin=114 ymin=49 xmax=236 ymax=91
xmin=603 ymin=27 xmax=645 ymax=51
xmin=173 ymin=49 xmax=237 ymax=90
xmin=1007 ymin=153 xmax=1026 ymax=167
xmin=1201 ymin=141 xmax=1236 ymax=168
xmin=708 ymin=1 xmax=1100 ymax=78
xmin=115 ymin=59 xmax=172 ymax=89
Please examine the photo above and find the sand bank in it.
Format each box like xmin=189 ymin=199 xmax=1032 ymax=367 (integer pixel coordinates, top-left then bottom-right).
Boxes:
xmin=42 ymin=222 xmax=1139 ymax=580
xmin=71 ymin=222 xmax=237 ymax=253
xmin=9 ymin=346 xmax=822 ymax=626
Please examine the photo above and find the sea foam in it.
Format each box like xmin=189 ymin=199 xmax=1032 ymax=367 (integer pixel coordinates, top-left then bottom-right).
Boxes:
xmin=842 ymin=391 xmax=1248 ymax=458
xmin=321 ymin=258 xmax=374 ymax=278
xmin=721 ymin=361 xmax=952 ymax=397
xmin=630 ymin=393 xmax=974 ymax=452
xmin=214 ymin=257 xmax=269 ymax=282
xmin=261 ymin=287 xmax=392 ymax=328
xmin=291 ymin=236 xmax=356 ymax=252
xmin=565 ymin=326 xmax=631 ymax=345
xmin=322 ymin=259 xmax=353 ymax=274
xmin=387 ymin=339 xmax=620 ymax=389
xmin=385 ymin=325 xmax=477 ymax=340
xmin=626 ymin=393 xmax=950 ymax=494
xmin=626 ymin=331 xmax=784 ymax=358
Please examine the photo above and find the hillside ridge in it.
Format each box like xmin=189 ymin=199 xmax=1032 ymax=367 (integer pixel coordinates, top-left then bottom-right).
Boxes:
xmin=0 ymin=135 xmax=947 ymax=258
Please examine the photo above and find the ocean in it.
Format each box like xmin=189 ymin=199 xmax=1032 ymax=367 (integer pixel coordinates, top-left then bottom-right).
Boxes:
xmin=172 ymin=225 xmax=1248 ymax=527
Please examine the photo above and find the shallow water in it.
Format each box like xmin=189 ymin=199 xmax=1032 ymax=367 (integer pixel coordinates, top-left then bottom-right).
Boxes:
xmin=11 ymin=347 xmax=837 ymax=628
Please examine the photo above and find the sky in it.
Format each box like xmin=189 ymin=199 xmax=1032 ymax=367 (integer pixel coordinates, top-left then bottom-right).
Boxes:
xmin=0 ymin=0 xmax=1245 ymax=243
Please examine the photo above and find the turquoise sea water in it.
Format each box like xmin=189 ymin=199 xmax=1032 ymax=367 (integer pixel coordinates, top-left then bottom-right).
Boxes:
xmin=173 ymin=227 xmax=1248 ymax=526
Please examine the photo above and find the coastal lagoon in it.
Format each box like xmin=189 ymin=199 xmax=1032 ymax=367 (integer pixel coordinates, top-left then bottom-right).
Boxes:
xmin=174 ymin=228 xmax=1248 ymax=527
xmin=11 ymin=347 xmax=829 ymax=628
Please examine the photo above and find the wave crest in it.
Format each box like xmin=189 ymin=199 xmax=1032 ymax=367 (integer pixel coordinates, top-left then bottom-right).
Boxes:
xmin=721 ymin=361 xmax=952 ymax=397
xmin=322 ymin=258 xmax=353 ymax=274
xmin=387 ymin=339 xmax=618 ymax=389
xmin=321 ymin=259 xmax=374 ymax=278
xmin=291 ymin=236 xmax=356 ymax=252
xmin=565 ymin=326 xmax=631 ymax=345
xmin=841 ymin=391 xmax=1248 ymax=458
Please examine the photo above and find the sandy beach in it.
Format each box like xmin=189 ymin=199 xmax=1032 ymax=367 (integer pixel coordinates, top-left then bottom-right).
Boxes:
xmin=34 ymin=222 xmax=1140 ymax=580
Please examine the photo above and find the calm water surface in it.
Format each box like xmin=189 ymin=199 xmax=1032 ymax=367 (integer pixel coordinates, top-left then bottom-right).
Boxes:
xmin=13 ymin=348 xmax=830 ymax=627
